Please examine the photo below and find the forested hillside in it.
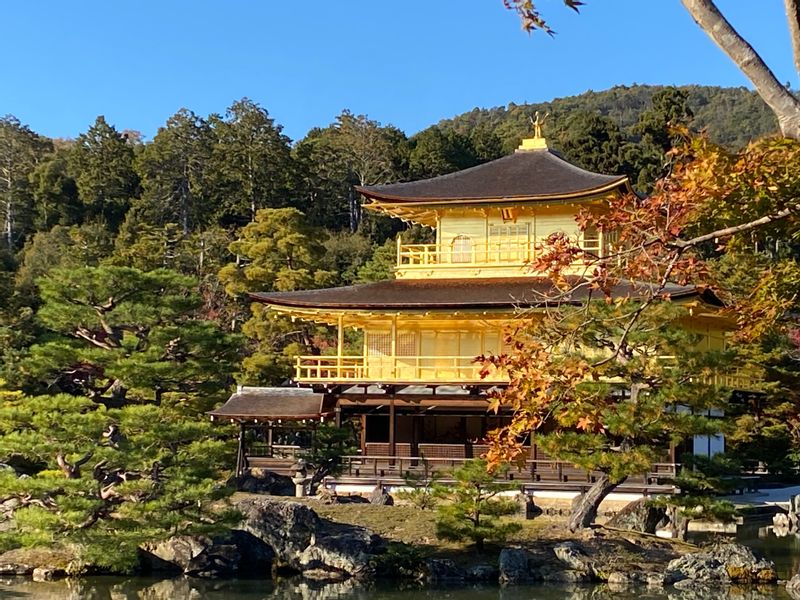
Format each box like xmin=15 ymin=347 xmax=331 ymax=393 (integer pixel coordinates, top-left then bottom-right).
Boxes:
xmin=439 ymin=84 xmax=777 ymax=152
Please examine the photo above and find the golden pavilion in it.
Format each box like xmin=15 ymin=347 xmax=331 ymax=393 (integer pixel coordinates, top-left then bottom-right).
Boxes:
xmin=211 ymin=126 xmax=749 ymax=492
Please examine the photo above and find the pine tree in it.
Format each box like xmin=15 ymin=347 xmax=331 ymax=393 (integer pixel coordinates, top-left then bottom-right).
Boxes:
xmin=435 ymin=459 xmax=521 ymax=552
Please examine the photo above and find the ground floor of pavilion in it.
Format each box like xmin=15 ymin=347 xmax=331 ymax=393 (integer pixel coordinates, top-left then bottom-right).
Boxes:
xmin=209 ymin=385 xmax=700 ymax=496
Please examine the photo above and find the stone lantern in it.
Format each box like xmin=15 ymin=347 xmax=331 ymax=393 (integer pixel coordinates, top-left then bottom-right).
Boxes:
xmin=291 ymin=459 xmax=309 ymax=497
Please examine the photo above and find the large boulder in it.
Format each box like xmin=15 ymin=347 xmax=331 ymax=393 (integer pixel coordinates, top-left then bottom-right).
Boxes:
xmin=417 ymin=558 xmax=466 ymax=583
xmin=235 ymin=497 xmax=384 ymax=579
xmin=605 ymin=498 xmax=668 ymax=534
xmin=237 ymin=469 xmax=295 ymax=496
xmin=499 ymin=547 xmax=535 ymax=585
xmin=139 ymin=534 xmax=241 ymax=578
xmin=666 ymin=542 xmax=776 ymax=584
xmin=553 ymin=541 xmax=594 ymax=573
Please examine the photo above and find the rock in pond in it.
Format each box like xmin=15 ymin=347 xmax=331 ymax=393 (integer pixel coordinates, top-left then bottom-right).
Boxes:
xmin=499 ymin=547 xmax=536 ymax=585
xmin=666 ymin=541 xmax=777 ymax=584
xmin=235 ymin=497 xmax=384 ymax=580
xmin=553 ymin=541 xmax=594 ymax=574
xmin=418 ymin=558 xmax=466 ymax=583
xmin=139 ymin=534 xmax=242 ymax=578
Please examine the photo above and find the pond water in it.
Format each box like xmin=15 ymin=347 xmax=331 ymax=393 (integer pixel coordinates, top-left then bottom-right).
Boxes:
xmin=0 ymin=577 xmax=796 ymax=600
xmin=2 ymin=527 xmax=800 ymax=600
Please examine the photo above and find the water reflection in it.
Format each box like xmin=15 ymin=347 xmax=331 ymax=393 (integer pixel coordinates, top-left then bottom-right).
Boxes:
xmin=0 ymin=578 xmax=796 ymax=600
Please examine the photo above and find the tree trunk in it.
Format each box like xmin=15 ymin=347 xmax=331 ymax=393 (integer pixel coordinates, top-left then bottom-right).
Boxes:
xmin=681 ymin=0 xmax=800 ymax=139
xmin=567 ymin=473 xmax=621 ymax=532
xmin=787 ymin=0 xmax=800 ymax=76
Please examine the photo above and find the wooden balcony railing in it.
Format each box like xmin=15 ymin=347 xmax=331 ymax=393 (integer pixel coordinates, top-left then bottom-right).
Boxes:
xmin=294 ymin=354 xmax=762 ymax=390
xmin=337 ymin=455 xmax=679 ymax=487
xmin=397 ymin=241 xmax=535 ymax=267
xmin=396 ymin=237 xmax=604 ymax=269
xmin=295 ymin=354 xmax=506 ymax=384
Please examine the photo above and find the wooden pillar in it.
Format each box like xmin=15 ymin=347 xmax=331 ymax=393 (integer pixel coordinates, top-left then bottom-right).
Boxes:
xmin=360 ymin=414 xmax=367 ymax=455
xmin=267 ymin=422 xmax=274 ymax=456
xmin=336 ymin=314 xmax=344 ymax=378
xmin=389 ymin=397 xmax=396 ymax=462
xmin=235 ymin=423 xmax=246 ymax=479
xmin=411 ymin=412 xmax=420 ymax=457
xmin=390 ymin=314 xmax=397 ymax=379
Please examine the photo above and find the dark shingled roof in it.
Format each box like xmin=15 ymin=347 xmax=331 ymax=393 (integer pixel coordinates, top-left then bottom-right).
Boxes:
xmin=250 ymin=277 xmax=721 ymax=311
xmin=357 ymin=149 xmax=631 ymax=203
xmin=209 ymin=387 xmax=334 ymax=421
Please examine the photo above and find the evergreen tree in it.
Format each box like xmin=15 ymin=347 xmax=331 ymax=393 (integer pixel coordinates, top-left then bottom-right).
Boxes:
xmin=0 ymin=388 xmax=237 ymax=572
xmin=0 ymin=116 xmax=52 ymax=251
xmin=17 ymin=266 xmax=242 ymax=403
xmin=209 ymin=98 xmax=294 ymax=224
xmin=68 ymin=116 xmax=138 ymax=231
xmin=29 ymin=147 xmax=82 ymax=230
xmin=408 ymin=126 xmax=478 ymax=179
xmin=555 ymin=110 xmax=633 ymax=177
xmin=135 ymin=109 xmax=216 ymax=236
xmin=435 ymin=459 xmax=521 ymax=552
xmin=219 ymin=208 xmax=336 ymax=384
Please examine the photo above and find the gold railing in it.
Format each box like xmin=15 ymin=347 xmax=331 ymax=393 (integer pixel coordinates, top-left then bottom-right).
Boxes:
xmin=397 ymin=241 xmax=535 ymax=267
xmin=396 ymin=238 xmax=604 ymax=269
xmin=295 ymin=355 xmax=506 ymax=383
xmin=295 ymin=354 xmax=762 ymax=390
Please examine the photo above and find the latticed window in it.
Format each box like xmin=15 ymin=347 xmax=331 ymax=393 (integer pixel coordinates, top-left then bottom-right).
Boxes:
xmin=366 ymin=332 xmax=417 ymax=356
xmin=397 ymin=332 xmax=417 ymax=356
xmin=488 ymin=223 xmax=530 ymax=261
xmin=366 ymin=332 xmax=391 ymax=356
xmin=488 ymin=223 xmax=529 ymax=240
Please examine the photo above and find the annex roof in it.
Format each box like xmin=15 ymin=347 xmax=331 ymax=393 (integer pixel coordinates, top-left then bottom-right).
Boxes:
xmin=250 ymin=277 xmax=721 ymax=312
xmin=357 ymin=148 xmax=632 ymax=206
xmin=208 ymin=387 xmax=334 ymax=421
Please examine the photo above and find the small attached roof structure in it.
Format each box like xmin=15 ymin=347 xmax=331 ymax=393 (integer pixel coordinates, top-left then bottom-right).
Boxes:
xmin=250 ymin=277 xmax=722 ymax=323
xmin=208 ymin=387 xmax=335 ymax=422
xmin=358 ymin=146 xmax=634 ymax=225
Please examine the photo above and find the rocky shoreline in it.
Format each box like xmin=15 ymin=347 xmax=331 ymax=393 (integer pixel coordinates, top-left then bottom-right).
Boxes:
xmin=0 ymin=497 xmax=797 ymax=597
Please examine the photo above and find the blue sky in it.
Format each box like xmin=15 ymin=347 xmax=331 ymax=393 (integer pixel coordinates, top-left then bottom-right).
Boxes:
xmin=0 ymin=1 xmax=792 ymax=142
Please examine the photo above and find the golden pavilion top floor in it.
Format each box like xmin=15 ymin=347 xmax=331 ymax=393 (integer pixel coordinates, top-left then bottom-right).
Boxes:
xmin=357 ymin=135 xmax=634 ymax=279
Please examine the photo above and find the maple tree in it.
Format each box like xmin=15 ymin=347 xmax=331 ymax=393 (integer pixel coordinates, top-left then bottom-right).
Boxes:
xmin=481 ymin=133 xmax=800 ymax=530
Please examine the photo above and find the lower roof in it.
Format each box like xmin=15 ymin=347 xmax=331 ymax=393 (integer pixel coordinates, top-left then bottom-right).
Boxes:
xmin=209 ymin=387 xmax=335 ymax=421
xmin=249 ymin=277 xmax=721 ymax=311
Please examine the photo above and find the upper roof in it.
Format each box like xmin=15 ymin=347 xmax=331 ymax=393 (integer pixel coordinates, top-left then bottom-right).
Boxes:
xmin=357 ymin=148 xmax=632 ymax=205
xmin=250 ymin=277 xmax=721 ymax=312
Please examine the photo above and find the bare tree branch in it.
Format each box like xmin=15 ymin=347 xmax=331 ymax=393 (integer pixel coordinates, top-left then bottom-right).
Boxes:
xmin=671 ymin=202 xmax=799 ymax=249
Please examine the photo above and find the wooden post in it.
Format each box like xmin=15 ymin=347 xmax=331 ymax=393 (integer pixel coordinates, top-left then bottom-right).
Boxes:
xmin=389 ymin=397 xmax=396 ymax=464
xmin=267 ymin=423 xmax=274 ymax=457
xmin=360 ymin=414 xmax=367 ymax=455
xmin=390 ymin=314 xmax=397 ymax=379
xmin=235 ymin=423 xmax=246 ymax=479
xmin=396 ymin=234 xmax=402 ymax=266
xmin=337 ymin=314 xmax=344 ymax=378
